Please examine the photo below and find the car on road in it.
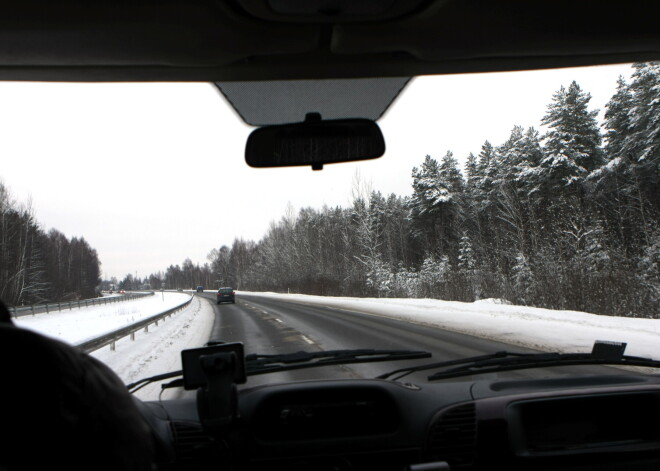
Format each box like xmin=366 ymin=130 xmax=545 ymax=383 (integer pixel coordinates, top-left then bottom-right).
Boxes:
xmin=1 ymin=2 xmax=659 ymax=471
xmin=216 ymin=287 xmax=235 ymax=304
xmin=196 ymin=286 xmax=204 ymax=293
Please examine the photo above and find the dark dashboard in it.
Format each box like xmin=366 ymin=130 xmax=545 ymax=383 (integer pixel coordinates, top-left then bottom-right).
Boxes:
xmin=139 ymin=374 xmax=660 ymax=471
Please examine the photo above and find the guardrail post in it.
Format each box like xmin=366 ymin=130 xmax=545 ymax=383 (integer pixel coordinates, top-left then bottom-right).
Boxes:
xmin=58 ymin=302 xmax=61 ymax=312
xmin=110 ymin=341 xmax=115 ymax=351
xmin=69 ymin=301 xmax=72 ymax=311
xmin=144 ymin=325 xmax=148 ymax=333
xmin=31 ymin=305 xmax=35 ymax=316
xmin=45 ymin=304 xmax=49 ymax=314
xmin=130 ymin=332 xmax=135 ymax=341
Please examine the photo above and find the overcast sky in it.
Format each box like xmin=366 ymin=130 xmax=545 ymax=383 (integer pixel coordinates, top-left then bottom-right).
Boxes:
xmin=0 ymin=63 xmax=634 ymax=280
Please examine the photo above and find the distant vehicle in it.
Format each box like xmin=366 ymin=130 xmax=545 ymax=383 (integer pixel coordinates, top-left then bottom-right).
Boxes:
xmin=216 ymin=287 xmax=235 ymax=304
xmin=196 ymin=286 xmax=204 ymax=293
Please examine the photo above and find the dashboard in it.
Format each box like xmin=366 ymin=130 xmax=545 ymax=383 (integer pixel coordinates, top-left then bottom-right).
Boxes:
xmin=138 ymin=373 xmax=660 ymax=471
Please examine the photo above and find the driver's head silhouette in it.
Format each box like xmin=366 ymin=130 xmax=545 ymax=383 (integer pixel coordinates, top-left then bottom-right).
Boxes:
xmin=0 ymin=299 xmax=157 ymax=470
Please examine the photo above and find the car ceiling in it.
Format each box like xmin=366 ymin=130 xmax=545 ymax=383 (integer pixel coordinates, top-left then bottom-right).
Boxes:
xmin=0 ymin=0 xmax=658 ymax=83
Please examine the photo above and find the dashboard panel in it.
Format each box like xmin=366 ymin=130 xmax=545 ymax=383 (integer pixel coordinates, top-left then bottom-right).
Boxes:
xmin=142 ymin=374 xmax=660 ymax=470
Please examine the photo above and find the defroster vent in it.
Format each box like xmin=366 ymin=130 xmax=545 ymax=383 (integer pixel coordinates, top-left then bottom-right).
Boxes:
xmin=427 ymin=403 xmax=477 ymax=467
xmin=171 ymin=422 xmax=214 ymax=470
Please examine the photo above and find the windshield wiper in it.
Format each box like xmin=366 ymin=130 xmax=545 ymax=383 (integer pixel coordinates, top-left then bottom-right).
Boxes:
xmin=245 ymin=348 xmax=431 ymax=375
xmin=126 ymin=348 xmax=431 ymax=394
xmin=378 ymin=341 xmax=660 ymax=382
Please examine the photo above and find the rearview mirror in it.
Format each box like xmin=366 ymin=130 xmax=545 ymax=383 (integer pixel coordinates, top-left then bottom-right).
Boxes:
xmin=245 ymin=116 xmax=385 ymax=170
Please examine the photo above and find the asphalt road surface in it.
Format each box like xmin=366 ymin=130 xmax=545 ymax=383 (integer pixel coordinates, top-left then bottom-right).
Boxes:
xmin=198 ymin=292 xmax=622 ymax=388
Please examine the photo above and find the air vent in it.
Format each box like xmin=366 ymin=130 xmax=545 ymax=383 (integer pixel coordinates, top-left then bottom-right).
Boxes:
xmin=170 ymin=422 xmax=214 ymax=470
xmin=427 ymin=403 xmax=477 ymax=467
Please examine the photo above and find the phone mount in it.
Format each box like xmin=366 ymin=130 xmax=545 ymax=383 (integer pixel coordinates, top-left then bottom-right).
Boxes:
xmin=181 ymin=342 xmax=246 ymax=433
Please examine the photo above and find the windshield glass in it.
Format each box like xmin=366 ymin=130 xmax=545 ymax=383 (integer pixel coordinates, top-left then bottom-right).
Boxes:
xmin=2 ymin=62 xmax=658 ymax=400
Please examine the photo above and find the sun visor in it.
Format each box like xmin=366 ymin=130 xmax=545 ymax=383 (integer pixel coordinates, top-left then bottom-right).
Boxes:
xmin=214 ymin=77 xmax=410 ymax=126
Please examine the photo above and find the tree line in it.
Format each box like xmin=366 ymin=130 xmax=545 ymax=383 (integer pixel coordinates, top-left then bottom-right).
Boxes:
xmin=150 ymin=62 xmax=658 ymax=318
xmin=115 ymin=258 xmax=216 ymax=292
xmin=0 ymin=183 xmax=101 ymax=306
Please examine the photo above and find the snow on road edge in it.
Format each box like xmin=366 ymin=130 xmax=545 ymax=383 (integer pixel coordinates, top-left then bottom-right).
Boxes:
xmin=91 ymin=295 xmax=215 ymax=400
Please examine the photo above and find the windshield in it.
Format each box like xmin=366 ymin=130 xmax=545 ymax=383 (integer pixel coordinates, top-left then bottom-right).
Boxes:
xmin=2 ymin=63 xmax=658 ymax=400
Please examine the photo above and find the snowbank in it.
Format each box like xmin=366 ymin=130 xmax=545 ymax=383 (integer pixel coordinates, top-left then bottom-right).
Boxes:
xmin=14 ymin=292 xmax=192 ymax=345
xmin=92 ymin=294 xmax=215 ymax=400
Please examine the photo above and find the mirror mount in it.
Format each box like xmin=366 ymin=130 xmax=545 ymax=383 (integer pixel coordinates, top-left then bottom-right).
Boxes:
xmin=305 ymin=112 xmax=324 ymax=170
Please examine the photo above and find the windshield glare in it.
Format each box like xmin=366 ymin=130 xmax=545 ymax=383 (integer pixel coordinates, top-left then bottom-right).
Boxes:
xmin=2 ymin=62 xmax=659 ymax=400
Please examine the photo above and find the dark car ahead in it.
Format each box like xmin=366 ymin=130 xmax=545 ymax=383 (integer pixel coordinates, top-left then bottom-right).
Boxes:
xmin=216 ymin=288 xmax=235 ymax=304
xmin=196 ymin=286 xmax=204 ymax=293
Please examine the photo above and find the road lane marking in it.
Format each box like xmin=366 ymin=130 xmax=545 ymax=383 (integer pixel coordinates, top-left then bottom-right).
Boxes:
xmin=301 ymin=335 xmax=314 ymax=345
xmin=274 ymin=318 xmax=283 ymax=323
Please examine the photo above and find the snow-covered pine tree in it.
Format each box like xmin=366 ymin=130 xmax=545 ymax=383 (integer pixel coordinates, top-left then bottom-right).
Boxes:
xmin=458 ymin=232 xmax=476 ymax=272
xmin=409 ymin=153 xmax=464 ymax=257
xmin=464 ymin=152 xmax=479 ymax=195
xmin=623 ymin=62 xmax=660 ymax=215
xmin=512 ymin=252 xmax=535 ymax=305
xmin=604 ymin=75 xmax=635 ymax=160
xmin=540 ymin=81 xmax=603 ymax=194
xmin=593 ymin=62 xmax=659 ymax=252
xmin=476 ymin=141 xmax=495 ymax=206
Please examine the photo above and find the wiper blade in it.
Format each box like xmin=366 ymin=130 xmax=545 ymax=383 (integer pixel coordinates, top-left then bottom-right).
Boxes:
xmin=378 ymin=341 xmax=660 ymax=382
xmin=126 ymin=348 xmax=431 ymax=393
xmin=245 ymin=349 xmax=431 ymax=376
xmin=377 ymin=350 xmax=530 ymax=381
xmin=427 ymin=351 xmax=660 ymax=381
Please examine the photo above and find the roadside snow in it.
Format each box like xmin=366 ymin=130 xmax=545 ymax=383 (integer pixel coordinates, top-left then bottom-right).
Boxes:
xmin=14 ymin=292 xmax=214 ymax=400
xmin=239 ymin=291 xmax=660 ymax=359
xmin=92 ymin=294 xmax=215 ymax=400
xmin=14 ymin=292 xmax=192 ymax=345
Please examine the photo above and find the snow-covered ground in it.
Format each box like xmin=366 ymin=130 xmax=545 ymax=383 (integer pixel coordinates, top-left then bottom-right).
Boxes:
xmin=92 ymin=294 xmax=215 ymax=400
xmin=14 ymin=292 xmax=193 ymax=345
xmin=14 ymin=292 xmax=215 ymax=400
xmin=242 ymin=291 xmax=660 ymax=359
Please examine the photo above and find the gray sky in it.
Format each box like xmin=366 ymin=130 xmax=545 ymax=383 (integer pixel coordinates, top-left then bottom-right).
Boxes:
xmin=0 ymin=63 xmax=634 ymax=279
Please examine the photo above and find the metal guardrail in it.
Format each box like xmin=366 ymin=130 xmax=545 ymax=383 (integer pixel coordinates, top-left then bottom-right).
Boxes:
xmin=9 ymin=291 xmax=155 ymax=318
xmin=76 ymin=294 xmax=193 ymax=353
